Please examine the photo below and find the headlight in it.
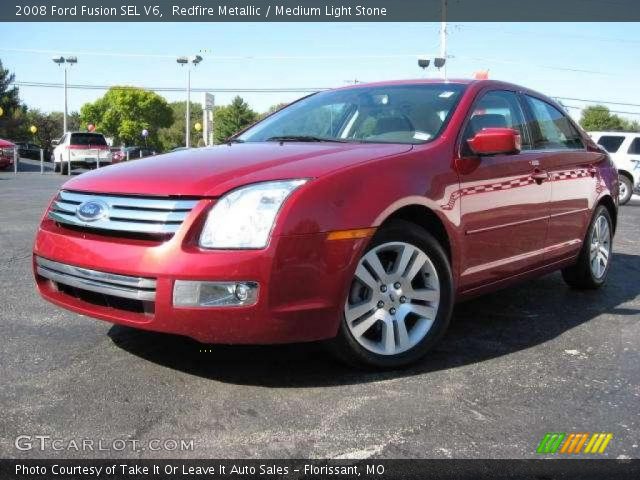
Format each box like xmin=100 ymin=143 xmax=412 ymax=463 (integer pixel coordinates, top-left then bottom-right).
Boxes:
xmin=199 ymin=179 xmax=307 ymax=249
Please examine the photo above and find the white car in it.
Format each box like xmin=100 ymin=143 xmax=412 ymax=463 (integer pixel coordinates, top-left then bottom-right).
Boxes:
xmin=52 ymin=132 xmax=112 ymax=175
xmin=588 ymin=131 xmax=640 ymax=204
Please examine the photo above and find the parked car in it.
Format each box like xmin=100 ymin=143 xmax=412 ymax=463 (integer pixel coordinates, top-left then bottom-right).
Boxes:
xmin=0 ymin=138 xmax=15 ymax=170
xmin=15 ymin=142 xmax=49 ymax=161
xmin=34 ymin=79 xmax=618 ymax=368
xmin=588 ymin=131 xmax=640 ymax=204
xmin=52 ymin=132 xmax=112 ymax=174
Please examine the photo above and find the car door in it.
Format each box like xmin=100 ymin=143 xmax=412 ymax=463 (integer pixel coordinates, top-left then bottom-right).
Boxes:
xmin=522 ymin=95 xmax=601 ymax=263
xmin=457 ymin=89 xmax=551 ymax=291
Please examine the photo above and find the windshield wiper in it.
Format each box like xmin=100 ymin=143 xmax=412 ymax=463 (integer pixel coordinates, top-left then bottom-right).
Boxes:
xmin=226 ymin=138 xmax=245 ymax=144
xmin=266 ymin=135 xmax=348 ymax=143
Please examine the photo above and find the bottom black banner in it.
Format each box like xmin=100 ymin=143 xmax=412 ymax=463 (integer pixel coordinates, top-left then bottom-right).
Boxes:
xmin=0 ymin=459 xmax=639 ymax=480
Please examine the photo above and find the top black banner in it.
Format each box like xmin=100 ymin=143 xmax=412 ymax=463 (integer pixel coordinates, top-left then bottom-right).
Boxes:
xmin=3 ymin=0 xmax=640 ymax=22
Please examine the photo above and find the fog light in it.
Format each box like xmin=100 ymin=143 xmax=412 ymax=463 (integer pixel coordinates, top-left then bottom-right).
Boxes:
xmin=173 ymin=281 xmax=259 ymax=307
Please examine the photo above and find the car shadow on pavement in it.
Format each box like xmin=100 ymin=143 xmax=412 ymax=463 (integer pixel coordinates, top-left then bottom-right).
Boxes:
xmin=108 ymin=252 xmax=640 ymax=387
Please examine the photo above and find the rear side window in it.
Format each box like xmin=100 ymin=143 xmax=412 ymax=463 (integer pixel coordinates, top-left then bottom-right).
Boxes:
xmin=462 ymin=90 xmax=530 ymax=153
xmin=70 ymin=133 xmax=107 ymax=146
xmin=525 ymin=96 xmax=583 ymax=150
xmin=628 ymin=137 xmax=640 ymax=155
xmin=597 ymin=135 xmax=626 ymax=153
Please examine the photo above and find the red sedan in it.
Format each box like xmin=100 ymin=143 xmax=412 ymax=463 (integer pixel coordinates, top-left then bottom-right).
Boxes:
xmin=33 ymin=79 xmax=618 ymax=368
xmin=0 ymin=138 xmax=15 ymax=170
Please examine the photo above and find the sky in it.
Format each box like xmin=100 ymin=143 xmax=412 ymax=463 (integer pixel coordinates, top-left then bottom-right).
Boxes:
xmin=1 ymin=22 xmax=639 ymax=122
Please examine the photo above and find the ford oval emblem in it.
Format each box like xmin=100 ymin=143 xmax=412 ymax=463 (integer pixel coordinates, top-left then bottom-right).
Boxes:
xmin=76 ymin=200 xmax=109 ymax=222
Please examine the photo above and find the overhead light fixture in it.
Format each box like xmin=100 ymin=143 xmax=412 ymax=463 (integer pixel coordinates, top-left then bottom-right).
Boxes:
xmin=434 ymin=57 xmax=446 ymax=69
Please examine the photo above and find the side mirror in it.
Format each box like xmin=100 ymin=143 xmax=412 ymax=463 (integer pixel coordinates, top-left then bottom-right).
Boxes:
xmin=51 ymin=139 xmax=59 ymax=146
xmin=467 ymin=128 xmax=521 ymax=156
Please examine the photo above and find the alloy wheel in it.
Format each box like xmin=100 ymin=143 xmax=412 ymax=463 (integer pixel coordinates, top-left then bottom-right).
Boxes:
xmin=344 ymin=241 xmax=440 ymax=356
xmin=589 ymin=214 xmax=611 ymax=279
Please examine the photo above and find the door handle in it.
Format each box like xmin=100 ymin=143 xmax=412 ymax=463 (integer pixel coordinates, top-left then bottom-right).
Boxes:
xmin=531 ymin=170 xmax=549 ymax=184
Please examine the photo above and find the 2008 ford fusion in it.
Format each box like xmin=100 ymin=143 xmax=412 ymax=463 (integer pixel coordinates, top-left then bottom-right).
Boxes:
xmin=34 ymin=79 xmax=618 ymax=368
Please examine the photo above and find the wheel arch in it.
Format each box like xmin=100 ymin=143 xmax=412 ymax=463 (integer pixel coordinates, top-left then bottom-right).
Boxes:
xmin=618 ymin=169 xmax=634 ymax=184
xmin=376 ymin=203 xmax=453 ymax=262
xmin=597 ymin=194 xmax=618 ymax=234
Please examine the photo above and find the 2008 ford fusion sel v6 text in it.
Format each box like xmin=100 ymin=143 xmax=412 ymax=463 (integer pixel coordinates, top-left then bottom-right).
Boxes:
xmin=33 ymin=79 xmax=618 ymax=368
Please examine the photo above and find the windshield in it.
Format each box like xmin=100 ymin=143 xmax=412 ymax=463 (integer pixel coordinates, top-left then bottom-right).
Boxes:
xmin=238 ymin=84 xmax=466 ymax=144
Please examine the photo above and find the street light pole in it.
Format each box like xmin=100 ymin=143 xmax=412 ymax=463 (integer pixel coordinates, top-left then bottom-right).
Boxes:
xmin=52 ymin=56 xmax=77 ymax=134
xmin=186 ymin=67 xmax=191 ymax=148
xmin=177 ymin=55 xmax=203 ymax=148
xmin=63 ymin=66 xmax=68 ymax=133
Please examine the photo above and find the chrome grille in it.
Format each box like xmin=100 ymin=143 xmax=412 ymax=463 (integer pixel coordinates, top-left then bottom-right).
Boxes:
xmin=48 ymin=190 xmax=198 ymax=235
xmin=36 ymin=256 xmax=156 ymax=301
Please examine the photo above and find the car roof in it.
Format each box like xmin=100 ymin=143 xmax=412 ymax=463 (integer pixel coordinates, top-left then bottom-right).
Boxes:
xmin=589 ymin=131 xmax=639 ymax=137
xmin=329 ymin=78 xmax=560 ymax=108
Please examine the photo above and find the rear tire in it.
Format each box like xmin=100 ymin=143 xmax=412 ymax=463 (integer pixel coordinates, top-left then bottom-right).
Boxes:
xmin=562 ymin=206 xmax=613 ymax=290
xmin=618 ymin=174 xmax=633 ymax=205
xmin=327 ymin=220 xmax=454 ymax=369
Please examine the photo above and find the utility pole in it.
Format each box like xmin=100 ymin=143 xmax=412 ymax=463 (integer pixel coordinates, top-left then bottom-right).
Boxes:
xmin=440 ymin=0 xmax=447 ymax=80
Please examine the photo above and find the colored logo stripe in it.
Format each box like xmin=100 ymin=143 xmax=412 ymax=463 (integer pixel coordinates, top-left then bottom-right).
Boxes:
xmin=537 ymin=433 xmax=565 ymax=454
xmin=584 ymin=433 xmax=613 ymax=454
xmin=537 ymin=432 xmax=613 ymax=454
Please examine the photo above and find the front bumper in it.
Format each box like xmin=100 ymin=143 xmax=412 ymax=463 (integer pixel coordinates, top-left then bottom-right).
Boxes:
xmin=33 ymin=215 xmax=369 ymax=344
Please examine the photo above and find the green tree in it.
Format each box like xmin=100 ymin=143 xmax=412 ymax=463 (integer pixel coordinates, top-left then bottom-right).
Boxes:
xmin=23 ymin=110 xmax=79 ymax=149
xmin=157 ymin=101 xmax=203 ymax=150
xmin=80 ymin=86 xmax=173 ymax=148
xmin=0 ymin=59 xmax=27 ymax=140
xmin=213 ymin=96 xmax=258 ymax=143
xmin=580 ymin=105 xmax=626 ymax=131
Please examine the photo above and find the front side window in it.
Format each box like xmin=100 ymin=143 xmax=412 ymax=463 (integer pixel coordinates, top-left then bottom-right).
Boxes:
xmin=461 ymin=90 xmax=529 ymax=154
xmin=525 ymin=96 xmax=583 ymax=150
xmin=627 ymin=137 xmax=640 ymax=155
xmin=238 ymin=84 xmax=466 ymax=144
xmin=597 ymin=135 xmax=626 ymax=153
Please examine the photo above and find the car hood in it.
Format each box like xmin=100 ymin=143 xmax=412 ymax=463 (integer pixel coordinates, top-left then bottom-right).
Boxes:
xmin=62 ymin=142 xmax=413 ymax=197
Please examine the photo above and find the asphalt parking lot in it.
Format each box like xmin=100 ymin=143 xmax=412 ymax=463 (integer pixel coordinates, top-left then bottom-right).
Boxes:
xmin=1 ymin=169 xmax=639 ymax=460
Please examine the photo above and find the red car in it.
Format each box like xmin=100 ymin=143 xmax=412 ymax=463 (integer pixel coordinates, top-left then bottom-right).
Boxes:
xmin=33 ymin=80 xmax=618 ymax=368
xmin=0 ymin=138 xmax=15 ymax=170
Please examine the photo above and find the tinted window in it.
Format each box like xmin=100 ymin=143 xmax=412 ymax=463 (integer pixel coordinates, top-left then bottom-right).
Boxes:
xmin=525 ymin=96 xmax=583 ymax=150
xmin=70 ymin=133 xmax=107 ymax=146
xmin=596 ymin=135 xmax=625 ymax=153
xmin=238 ymin=84 xmax=466 ymax=144
xmin=628 ymin=137 xmax=640 ymax=155
xmin=462 ymin=90 xmax=529 ymax=152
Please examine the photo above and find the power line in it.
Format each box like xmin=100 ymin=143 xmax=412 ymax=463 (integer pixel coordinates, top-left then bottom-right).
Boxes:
xmin=563 ymin=105 xmax=640 ymax=117
xmin=555 ymin=96 xmax=640 ymax=108
xmin=14 ymin=81 xmax=326 ymax=93
xmin=14 ymin=81 xmax=640 ymax=113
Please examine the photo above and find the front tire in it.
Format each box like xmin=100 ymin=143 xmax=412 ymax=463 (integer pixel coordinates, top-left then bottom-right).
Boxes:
xmin=562 ymin=206 xmax=613 ymax=289
xmin=328 ymin=220 xmax=454 ymax=369
xmin=618 ymin=174 xmax=633 ymax=205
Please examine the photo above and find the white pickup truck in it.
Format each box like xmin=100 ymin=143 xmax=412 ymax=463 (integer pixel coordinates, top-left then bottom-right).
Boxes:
xmin=589 ymin=131 xmax=640 ymax=205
